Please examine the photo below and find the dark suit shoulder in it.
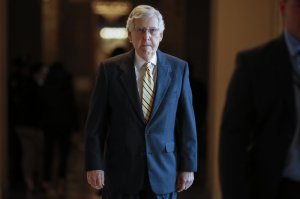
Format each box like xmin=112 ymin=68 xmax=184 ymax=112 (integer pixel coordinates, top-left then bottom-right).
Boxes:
xmin=233 ymin=36 xmax=290 ymax=78
xmin=237 ymin=36 xmax=286 ymax=64
xmin=97 ymin=50 xmax=134 ymax=76
xmin=158 ymin=50 xmax=188 ymax=65
xmin=102 ymin=50 xmax=133 ymax=66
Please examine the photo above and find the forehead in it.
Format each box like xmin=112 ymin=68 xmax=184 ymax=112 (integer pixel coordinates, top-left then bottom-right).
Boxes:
xmin=134 ymin=16 xmax=159 ymax=28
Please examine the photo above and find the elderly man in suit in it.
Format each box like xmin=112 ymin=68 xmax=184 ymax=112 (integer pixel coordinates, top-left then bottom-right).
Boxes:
xmin=219 ymin=0 xmax=300 ymax=199
xmin=85 ymin=5 xmax=197 ymax=199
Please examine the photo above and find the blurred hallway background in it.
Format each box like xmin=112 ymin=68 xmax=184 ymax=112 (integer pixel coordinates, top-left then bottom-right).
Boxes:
xmin=0 ymin=0 xmax=282 ymax=198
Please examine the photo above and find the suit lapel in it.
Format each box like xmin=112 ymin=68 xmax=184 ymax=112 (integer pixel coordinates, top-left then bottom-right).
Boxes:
xmin=149 ymin=51 xmax=172 ymax=122
xmin=273 ymin=36 xmax=294 ymax=95
xmin=118 ymin=50 xmax=173 ymax=124
xmin=273 ymin=36 xmax=296 ymax=127
xmin=119 ymin=51 xmax=144 ymax=122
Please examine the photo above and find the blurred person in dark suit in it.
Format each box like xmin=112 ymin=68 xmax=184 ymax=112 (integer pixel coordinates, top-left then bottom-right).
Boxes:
xmin=10 ymin=60 xmax=45 ymax=193
xmin=41 ymin=61 xmax=79 ymax=195
xmin=219 ymin=0 xmax=300 ymax=199
xmin=8 ymin=56 xmax=30 ymax=190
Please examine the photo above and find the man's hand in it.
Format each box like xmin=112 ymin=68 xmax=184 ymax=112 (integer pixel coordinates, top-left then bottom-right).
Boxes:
xmin=176 ymin=171 xmax=194 ymax=192
xmin=87 ymin=170 xmax=105 ymax=190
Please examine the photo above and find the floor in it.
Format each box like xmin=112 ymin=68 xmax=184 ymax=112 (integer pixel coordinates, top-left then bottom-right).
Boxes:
xmin=6 ymin=142 xmax=208 ymax=199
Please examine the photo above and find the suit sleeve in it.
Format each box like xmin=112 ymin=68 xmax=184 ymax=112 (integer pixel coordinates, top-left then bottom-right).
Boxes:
xmin=219 ymin=53 xmax=256 ymax=199
xmin=85 ymin=64 xmax=109 ymax=171
xmin=176 ymin=63 xmax=198 ymax=172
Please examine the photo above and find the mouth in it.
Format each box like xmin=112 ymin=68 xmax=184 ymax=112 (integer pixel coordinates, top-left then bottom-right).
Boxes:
xmin=142 ymin=44 xmax=151 ymax=47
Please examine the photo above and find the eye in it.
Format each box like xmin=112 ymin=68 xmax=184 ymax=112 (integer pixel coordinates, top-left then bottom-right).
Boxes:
xmin=149 ymin=28 xmax=158 ymax=34
xmin=137 ymin=28 xmax=146 ymax=33
xmin=134 ymin=27 xmax=159 ymax=35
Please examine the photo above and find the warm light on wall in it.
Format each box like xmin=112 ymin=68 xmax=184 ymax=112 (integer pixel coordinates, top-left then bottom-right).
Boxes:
xmin=92 ymin=1 xmax=131 ymax=22
xmin=99 ymin=27 xmax=128 ymax=39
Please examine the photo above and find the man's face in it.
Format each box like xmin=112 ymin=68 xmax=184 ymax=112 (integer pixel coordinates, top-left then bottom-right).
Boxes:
xmin=280 ymin=0 xmax=300 ymax=40
xmin=128 ymin=16 xmax=163 ymax=61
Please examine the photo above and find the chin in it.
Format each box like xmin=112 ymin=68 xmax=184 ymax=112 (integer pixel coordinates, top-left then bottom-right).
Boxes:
xmin=140 ymin=52 xmax=152 ymax=60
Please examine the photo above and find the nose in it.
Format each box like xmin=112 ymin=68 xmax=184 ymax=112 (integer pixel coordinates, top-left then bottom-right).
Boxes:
xmin=143 ymin=30 xmax=151 ymax=40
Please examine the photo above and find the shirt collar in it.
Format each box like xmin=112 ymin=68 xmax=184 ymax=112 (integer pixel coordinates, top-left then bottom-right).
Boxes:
xmin=134 ymin=51 xmax=157 ymax=71
xmin=284 ymin=29 xmax=300 ymax=57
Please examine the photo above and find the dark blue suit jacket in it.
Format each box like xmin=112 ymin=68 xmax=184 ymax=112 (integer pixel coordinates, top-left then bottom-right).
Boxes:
xmin=220 ymin=36 xmax=296 ymax=199
xmin=85 ymin=49 xmax=197 ymax=194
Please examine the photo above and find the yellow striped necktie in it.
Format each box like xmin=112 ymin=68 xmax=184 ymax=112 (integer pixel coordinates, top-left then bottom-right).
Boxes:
xmin=142 ymin=62 xmax=155 ymax=122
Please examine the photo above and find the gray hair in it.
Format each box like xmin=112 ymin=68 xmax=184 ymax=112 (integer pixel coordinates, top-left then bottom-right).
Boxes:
xmin=126 ymin=5 xmax=165 ymax=32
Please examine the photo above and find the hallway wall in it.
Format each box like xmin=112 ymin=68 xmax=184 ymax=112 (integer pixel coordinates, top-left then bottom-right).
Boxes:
xmin=207 ymin=0 xmax=282 ymax=198
xmin=0 ymin=0 xmax=8 ymax=197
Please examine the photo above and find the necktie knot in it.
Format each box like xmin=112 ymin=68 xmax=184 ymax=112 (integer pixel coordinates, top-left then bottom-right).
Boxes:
xmin=144 ymin=62 xmax=151 ymax=71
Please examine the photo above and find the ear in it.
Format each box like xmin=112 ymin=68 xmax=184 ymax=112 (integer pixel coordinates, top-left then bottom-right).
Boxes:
xmin=128 ymin=31 xmax=132 ymax=43
xmin=159 ymin=32 xmax=163 ymax=42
